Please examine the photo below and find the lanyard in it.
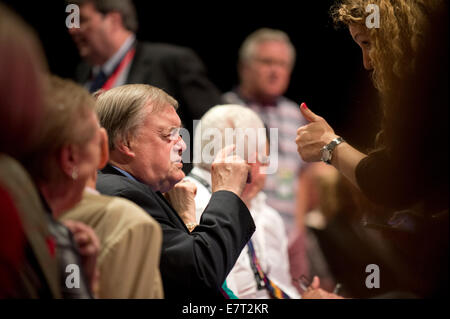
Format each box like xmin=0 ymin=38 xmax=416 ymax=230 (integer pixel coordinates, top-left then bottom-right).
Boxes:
xmin=247 ymin=240 xmax=267 ymax=290
xmin=102 ymin=47 xmax=136 ymax=91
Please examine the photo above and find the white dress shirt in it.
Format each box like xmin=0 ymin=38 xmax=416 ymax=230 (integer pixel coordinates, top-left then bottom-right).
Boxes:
xmin=186 ymin=166 xmax=301 ymax=299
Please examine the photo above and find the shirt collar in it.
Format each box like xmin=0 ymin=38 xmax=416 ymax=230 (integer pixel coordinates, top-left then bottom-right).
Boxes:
xmin=92 ymin=34 xmax=136 ymax=76
xmin=111 ymin=165 xmax=138 ymax=182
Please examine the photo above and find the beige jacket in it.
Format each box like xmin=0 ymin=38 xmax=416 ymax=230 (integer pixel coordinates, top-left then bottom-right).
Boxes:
xmin=60 ymin=190 xmax=164 ymax=299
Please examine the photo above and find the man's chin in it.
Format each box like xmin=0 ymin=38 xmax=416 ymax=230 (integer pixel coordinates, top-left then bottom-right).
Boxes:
xmin=172 ymin=166 xmax=186 ymax=181
xmin=162 ymin=172 xmax=186 ymax=193
xmin=174 ymin=162 xmax=183 ymax=169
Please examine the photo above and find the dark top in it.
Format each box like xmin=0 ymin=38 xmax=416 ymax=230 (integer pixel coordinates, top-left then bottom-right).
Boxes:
xmin=96 ymin=164 xmax=255 ymax=299
xmin=354 ymin=5 xmax=448 ymax=216
xmin=353 ymin=9 xmax=448 ymax=297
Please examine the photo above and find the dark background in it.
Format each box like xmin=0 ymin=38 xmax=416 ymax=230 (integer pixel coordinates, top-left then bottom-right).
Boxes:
xmin=2 ymin=0 xmax=381 ymax=150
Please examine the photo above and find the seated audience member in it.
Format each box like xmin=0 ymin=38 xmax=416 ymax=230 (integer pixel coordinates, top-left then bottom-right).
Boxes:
xmin=60 ymin=119 xmax=164 ymax=298
xmin=293 ymin=164 xmax=340 ymax=294
xmin=0 ymin=4 xmax=60 ymax=298
xmin=296 ymin=0 xmax=448 ymax=297
xmin=94 ymin=84 xmax=255 ymax=299
xmin=21 ymin=75 xmax=105 ymax=298
xmin=222 ymin=28 xmax=312 ymax=291
xmin=67 ymin=0 xmax=222 ymax=173
xmin=223 ymin=28 xmax=308 ymax=236
xmin=299 ymin=167 xmax=408 ymax=297
xmin=184 ymin=104 xmax=300 ymax=299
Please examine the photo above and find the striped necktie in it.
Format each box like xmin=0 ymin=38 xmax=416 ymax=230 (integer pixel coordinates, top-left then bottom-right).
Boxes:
xmin=247 ymin=239 xmax=291 ymax=299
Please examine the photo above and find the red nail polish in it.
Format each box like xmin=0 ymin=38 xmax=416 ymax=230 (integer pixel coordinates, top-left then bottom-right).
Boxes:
xmin=301 ymin=103 xmax=308 ymax=109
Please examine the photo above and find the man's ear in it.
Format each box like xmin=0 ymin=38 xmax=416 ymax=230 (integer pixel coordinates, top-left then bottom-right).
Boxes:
xmin=106 ymin=11 xmax=125 ymax=31
xmin=59 ymin=144 xmax=79 ymax=179
xmin=115 ymin=134 xmax=136 ymax=158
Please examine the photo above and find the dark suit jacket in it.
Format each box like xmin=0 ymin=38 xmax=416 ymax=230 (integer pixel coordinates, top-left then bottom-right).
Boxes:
xmin=96 ymin=164 xmax=255 ymax=299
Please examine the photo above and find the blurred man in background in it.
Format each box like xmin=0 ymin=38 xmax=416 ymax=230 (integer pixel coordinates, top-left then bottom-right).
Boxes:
xmin=67 ymin=0 xmax=222 ymax=173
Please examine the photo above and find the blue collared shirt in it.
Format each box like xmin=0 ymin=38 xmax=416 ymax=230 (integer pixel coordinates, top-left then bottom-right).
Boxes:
xmin=111 ymin=165 xmax=138 ymax=182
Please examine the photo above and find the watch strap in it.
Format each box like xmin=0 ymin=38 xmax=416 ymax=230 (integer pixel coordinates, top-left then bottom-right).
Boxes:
xmin=322 ymin=136 xmax=345 ymax=164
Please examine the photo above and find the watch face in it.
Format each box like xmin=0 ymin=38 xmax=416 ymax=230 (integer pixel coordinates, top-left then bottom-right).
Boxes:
xmin=321 ymin=148 xmax=331 ymax=162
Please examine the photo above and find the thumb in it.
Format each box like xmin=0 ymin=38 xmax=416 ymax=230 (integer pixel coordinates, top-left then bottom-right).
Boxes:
xmin=310 ymin=276 xmax=320 ymax=289
xmin=300 ymin=103 xmax=321 ymax=123
xmin=214 ymin=144 xmax=236 ymax=162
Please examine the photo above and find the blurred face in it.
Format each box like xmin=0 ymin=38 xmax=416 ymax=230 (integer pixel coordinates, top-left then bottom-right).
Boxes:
xmin=241 ymin=40 xmax=293 ymax=102
xmin=349 ymin=23 xmax=373 ymax=70
xmin=128 ymin=104 xmax=186 ymax=192
xmin=1 ymin=43 xmax=44 ymax=156
xmin=68 ymin=2 xmax=115 ymax=65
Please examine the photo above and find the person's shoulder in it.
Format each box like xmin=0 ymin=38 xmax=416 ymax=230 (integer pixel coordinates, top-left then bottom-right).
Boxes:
xmin=60 ymin=191 xmax=116 ymax=224
xmin=137 ymin=41 xmax=195 ymax=58
xmin=80 ymin=192 xmax=159 ymax=237
xmin=88 ymin=197 xmax=161 ymax=261
xmin=278 ymin=95 xmax=298 ymax=106
xmin=278 ymin=96 xmax=307 ymax=123
xmin=278 ymin=96 xmax=301 ymax=112
xmin=106 ymin=196 xmax=158 ymax=225
xmin=97 ymin=170 xmax=166 ymax=219
xmin=222 ymin=91 xmax=246 ymax=105
xmin=97 ymin=171 xmax=150 ymax=196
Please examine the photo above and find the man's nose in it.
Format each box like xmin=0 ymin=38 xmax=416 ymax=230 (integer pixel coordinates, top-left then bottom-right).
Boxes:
xmin=176 ymin=136 xmax=187 ymax=153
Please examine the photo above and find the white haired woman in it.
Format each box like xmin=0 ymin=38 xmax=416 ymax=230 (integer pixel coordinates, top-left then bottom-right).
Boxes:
xmin=22 ymin=75 xmax=104 ymax=298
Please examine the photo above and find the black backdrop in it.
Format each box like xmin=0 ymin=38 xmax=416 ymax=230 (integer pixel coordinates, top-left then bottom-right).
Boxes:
xmin=3 ymin=0 xmax=381 ymax=150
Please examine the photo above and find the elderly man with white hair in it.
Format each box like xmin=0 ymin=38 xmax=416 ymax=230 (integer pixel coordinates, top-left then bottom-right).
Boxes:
xmin=186 ymin=104 xmax=301 ymax=299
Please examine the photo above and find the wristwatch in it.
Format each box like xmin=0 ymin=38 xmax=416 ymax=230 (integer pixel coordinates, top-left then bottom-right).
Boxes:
xmin=321 ymin=137 xmax=345 ymax=165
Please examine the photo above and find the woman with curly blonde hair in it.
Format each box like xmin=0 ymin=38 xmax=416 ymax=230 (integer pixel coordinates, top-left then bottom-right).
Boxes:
xmin=297 ymin=0 xmax=447 ymax=203
xmin=331 ymin=0 xmax=441 ymax=100
xmin=296 ymin=0 xmax=448 ymax=297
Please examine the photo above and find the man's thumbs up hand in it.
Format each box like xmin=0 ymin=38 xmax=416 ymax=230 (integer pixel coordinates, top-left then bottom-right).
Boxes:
xmin=296 ymin=103 xmax=338 ymax=162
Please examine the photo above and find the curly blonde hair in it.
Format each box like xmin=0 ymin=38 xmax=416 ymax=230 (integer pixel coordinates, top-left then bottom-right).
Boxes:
xmin=331 ymin=0 xmax=441 ymax=100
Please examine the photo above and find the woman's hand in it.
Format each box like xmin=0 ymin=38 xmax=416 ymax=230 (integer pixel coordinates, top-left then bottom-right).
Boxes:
xmin=301 ymin=276 xmax=345 ymax=299
xmin=296 ymin=103 xmax=338 ymax=162
xmin=63 ymin=220 xmax=100 ymax=295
